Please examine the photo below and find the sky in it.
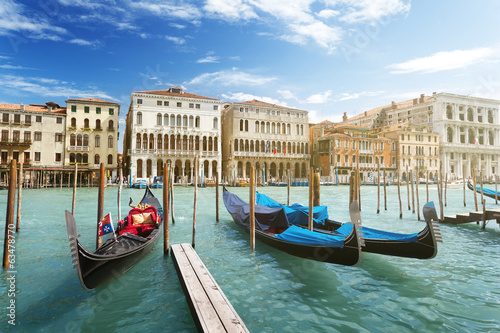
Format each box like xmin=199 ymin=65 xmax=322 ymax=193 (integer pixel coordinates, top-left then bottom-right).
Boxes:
xmin=1 ymin=0 xmax=500 ymax=151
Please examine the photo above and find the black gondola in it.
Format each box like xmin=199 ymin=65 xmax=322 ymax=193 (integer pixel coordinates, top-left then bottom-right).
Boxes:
xmin=256 ymin=192 xmax=442 ymax=259
xmin=467 ymin=181 xmax=500 ymax=200
xmin=65 ymin=187 xmax=163 ymax=290
xmin=223 ymin=188 xmax=363 ymax=266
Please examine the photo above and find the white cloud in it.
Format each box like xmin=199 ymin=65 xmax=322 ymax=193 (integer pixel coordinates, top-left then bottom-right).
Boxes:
xmin=306 ymin=90 xmax=332 ymax=103
xmin=165 ymin=36 xmax=186 ymax=45
xmin=221 ymin=92 xmax=287 ymax=106
xmin=170 ymin=23 xmax=186 ymax=29
xmin=289 ymin=21 xmax=342 ymax=53
xmin=278 ymin=90 xmax=298 ymax=100
xmin=387 ymin=48 xmax=497 ymax=74
xmin=335 ymin=0 xmax=411 ymax=23
xmin=186 ymin=70 xmax=277 ymax=86
xmin=337 ymin=90 xmax=384 ymax=101
xmin=0 ymin=0 xmax=67 ymax=41
xmin=0 ymin=64 xmax=36 ymax=70
xmin=197 ymin=56 xmax=220 ymax=63
xmin=129 ymin=1 xmax=202 ymax=22
xmin=0 ymin=74 xmax=116 ymax=101
xmin=69 ymin=38 xmax=99 ymax=47
xmin=317 ymin=9 xmax=340 ymax=19
xmin=204 ymin=0 xmax=258 ymax=21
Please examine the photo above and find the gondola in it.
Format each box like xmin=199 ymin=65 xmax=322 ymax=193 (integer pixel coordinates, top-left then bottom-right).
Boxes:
xmin=65 ymin=187 xmax=163 ymax=290
xmin=223 ymin=188 xmax=363 ymax=266
xmin=255 ymin=192 xmax=442 ymax=259
xmin=467 ymin=181 xmax=500 ymax=199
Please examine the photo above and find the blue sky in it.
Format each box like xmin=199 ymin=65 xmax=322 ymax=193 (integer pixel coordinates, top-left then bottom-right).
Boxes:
xmin=1 ymin=0 xmax=500 ymax=151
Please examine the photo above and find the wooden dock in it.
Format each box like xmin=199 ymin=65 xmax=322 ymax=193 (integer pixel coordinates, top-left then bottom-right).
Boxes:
xmin=443 ymin=208 xmax=500 ymax=226
xmin=171 ymin=243 xmax=249 ymax=333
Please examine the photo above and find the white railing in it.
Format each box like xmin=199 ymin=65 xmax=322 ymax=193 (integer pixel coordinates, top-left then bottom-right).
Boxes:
xmin=68 ymin=146 xmax=89 ymax=151
xmin=234 ymin=151 xmax=310 ymax=159
xmin=129 ymin=149 xmax=219 ymax=158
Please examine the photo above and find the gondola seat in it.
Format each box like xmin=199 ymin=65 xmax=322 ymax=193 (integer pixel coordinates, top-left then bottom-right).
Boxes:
xmin=119 ymin=206 xmax=158 ymax=237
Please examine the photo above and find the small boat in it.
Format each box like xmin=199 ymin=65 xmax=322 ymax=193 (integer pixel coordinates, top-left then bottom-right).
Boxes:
xmin=256 ymin=192 xmax=442 ymax=259
xmin=236 ymin=178 xmax=249 ymax=187
xmin=223 ymin=188 xmax=363 ymax=266
xmin=467 ymin=181 xmax=500 ymax=199
xmin=205 ymin=179 xmax=216 ymax=187
xmin=65 ymin=187 xmax=163 ymax=290
xmin=133 ymin=179 xmax=148 ymax=189
xmin=151 ymin=176 xmax=163 ymax=188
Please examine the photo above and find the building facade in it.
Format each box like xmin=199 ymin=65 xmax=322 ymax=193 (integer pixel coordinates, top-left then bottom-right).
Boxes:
xmin=381 ymin=125 xmax=440 ymax=181
xmin=65 ymin=98 xmax=120 ymax=178
xmin=344 ymin=92 xmax=500 ymax=179
xmin=123 ymin=87 xmax=222 ymax=184
xmin=313 ymin=123 xmax=397 ymax=184
xmin=221 ymin=100 xmax=310 ymax=183
xmin=1 ymin=102 xmax=66 ymax=174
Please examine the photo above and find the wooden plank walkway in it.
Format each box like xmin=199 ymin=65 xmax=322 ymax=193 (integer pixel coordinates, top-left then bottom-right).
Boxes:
xmin=171 ymin=243 xmax=249 ymax=333
xmin=443 ymin=208 xmax=500 ymax=225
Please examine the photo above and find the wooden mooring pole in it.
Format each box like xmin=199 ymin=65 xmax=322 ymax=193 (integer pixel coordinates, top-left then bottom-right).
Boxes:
xmin=96 ymin=163 xmax=105 ymax=249
xmin=249 ymin=167 xmax=256 ymax=250
xmin=416 ymin=171 xmax=420 ymax=221
xmin=383 ymin=168 xmax=387 ymax=211
xmin=472 ymin=168 xmax=478 ymax=212
xmin=496 ymin=174 xmax=498 ymax=205
xmin=164 ymin=162 xmax=170 ymax=255
xmin=377 ymin=161 xmax=380 ymax=214
xmin=411 ymin=170 xmax=415 ymax=213
xmin=287 ymin=171 xmax=291 ymax=206
xmin=426 ymin=170 xmax=429 ymax=203
xmin=357 ymin=168 xmax=362 ymax=211
xmin=309 ymin=170 xmax=314 ymax=231
xmin=171 ymin=170 xmax=176 ymax=224
xmin=482 ymin=199 xmax=487 ymax=230
xmin=406 ymin=165 xmax=411 ymax=210
xmin=215 ymin=171 xmax=219 ymax=222
xmin=463 ymin=174 xmax=466 ymax=207
xmin=16 ymin=158 xmax=23 ymax=232
xmin=313 ymin=172 xmax=320 ymax=207
xmin=444 ymin=173 xmax=448 ymax=207
xmin=192 ymin=157 xmax=198 ymax=248
xmin=117 ymin=165 xmax=123 ymax=222
xmin=397 ymin=169 xmax=402 ymax=218
xmin=72 ymin=163 xmax=77 ymax=216
xmin=480 ymin=169 xmax=484 ymax=205
xmin=3 ymin=160 xmax=17 ymax=269
xmin=439 ymin=163 xmax=444 ymax=221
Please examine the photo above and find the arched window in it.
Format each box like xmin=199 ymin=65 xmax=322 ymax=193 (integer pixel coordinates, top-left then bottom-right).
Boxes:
xmin=189 ymin=115 xmax=194 ymax=127
xmin=70 ymin=134 xmax=76 ymax=146
xmin=447 ymin=127 xmax=453 ymax=143
xmin=234 ymin=139 xmax=238 ymax=152
xmin=107 ymin=154 xmax=113 ymax=165
xmin=157 ymin=113 xmax=162 ymax=125
xmin=77 ymin=134 xmax=82 ymax=146
xmin=488 ymin=110 xmax=494 ymax=124
xmin=149 ymin=134 xmax=154 ymax=149
xmin=157 ymin=134 xmax=162 ymax=149
xmin=137 ymin=112 xmax=142 ymax=125
xmin=71 ymin=118 xmax=76 ymax=127
xmin=108 ymin=120 xmax=114 ymax=130
xmin=96 ymin=119 xmax=101 ymax=129
xmin=489 ymin=130 xmax=495 ymax=145
xmin=94 ymin=154 xmax=100 ymax=165
xmin=213 ymin=117 xmax=218 ymax=129
xmin=261 ymin=121 xmax=265 ymax=133
xmin=84 ymin=118 xmax=89 ymax=128
xmin=136 ymin=134 xmax=141 ymax=149
xmin=70 ymin=153 xmax=75 ymax=163
xmin=183 ymin=115 xmax=188 ymax=127
xmin=176 ymin=115 xmax=181 ymax=126
xmin=245 ymin=120 xmax=248 ymax=132
xmin=195 ymin=116 xmax=200 ymax=128
xmin=240 ymin=119 xmax=244 ymax=131
xmin=164 ymin=114 xmax=169 ymax=126
xmin=170 ymin=114 xmax=175 ymax=127
xmin=142 ymin=133 xmax=147 ymax=149
xmin=468 ymin=129 xmax=475 ymax=144
xmin=95 ymin=135 xmax=100 ymax=147
xmin=467 ymin=108 xmax=473 ymax=121
xmin=108 ymin=135 xmax=113 ymax=148
xmin=446 ymin=105 xmax=453 ymax=119
xmin=82 ymin=154 xmax=88 ymax=164
xmin=83 ymin=134 xmax=89 ymax=146
xmin=255 ymin=121 xmax=259 ymax=133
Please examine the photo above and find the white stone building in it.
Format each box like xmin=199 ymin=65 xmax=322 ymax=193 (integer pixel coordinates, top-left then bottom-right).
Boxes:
xmin=345 ymin=92 xmax=500 ymax=179
xmin=221 ymin=100 xmax=310 ymax=183
xmin=123 ymin=87 xmax=222 ymax=184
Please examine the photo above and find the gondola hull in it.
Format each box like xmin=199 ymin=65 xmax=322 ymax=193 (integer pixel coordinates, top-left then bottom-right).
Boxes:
xmin=223 ymin=189 xmax=362 ymax=266
xmin=467 ymin=181 xmax=499 ymax=200
xmin=66 ymin=187 xmax=162 ymax=290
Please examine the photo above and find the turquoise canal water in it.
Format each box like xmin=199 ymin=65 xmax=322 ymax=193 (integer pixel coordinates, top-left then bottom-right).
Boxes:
xmin=1 ymin=184 xmax=499 ymax=332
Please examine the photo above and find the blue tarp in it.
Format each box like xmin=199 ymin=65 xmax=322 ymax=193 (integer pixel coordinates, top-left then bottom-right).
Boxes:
xmin=334 ymin=223 xmax=418 ymax=242
xmin=275 ymin=225 xmax=344 ymax=247
xmin=256 ymin=192 xmax=329 ymax=226
xmin=223 ymin=190 xmax=290 ymax=231
xmin=472 ymin=185 xmax=498 ymax=197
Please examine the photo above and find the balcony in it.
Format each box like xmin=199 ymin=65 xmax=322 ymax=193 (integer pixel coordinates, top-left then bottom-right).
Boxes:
xmin=68 ymin=146 xmax=90 ymax=152
xmin=107 ymin=127 xmax=114 ymax=131
xmin=0 ymin=139 xmax=32 ymax=147
xmin=234 ymin=151 xmax=311 ymax=159
xmin=129 ymin=149 xmax=220 ymax=158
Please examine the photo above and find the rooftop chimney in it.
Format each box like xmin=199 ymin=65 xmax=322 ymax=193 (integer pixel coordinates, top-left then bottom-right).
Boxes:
xmin=391 ymin=101 xmax=397 ymax=109
xmin=413 ymin=98 xmax=418 ymax=105
xmin=20 ymin=103 xmax=24 ymax=111
xmin=419 ymin=94 xmax=425 ymax=103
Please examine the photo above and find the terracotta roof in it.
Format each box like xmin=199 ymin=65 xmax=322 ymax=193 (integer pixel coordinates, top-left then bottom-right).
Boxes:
xmin=0 ymin=103 xmax=66 ymax=114
xmin=310 ymin=120 xmax=334 ymax=128
xmin=235 ymin=99 xmax=302 ymax=111
xmin=134 ymin=90 xmax=220 ymax=101
xmin=347 ymin=95 xmax=435 ymax=121
xmin=66 ymin=98 xmax=119 ymax=105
